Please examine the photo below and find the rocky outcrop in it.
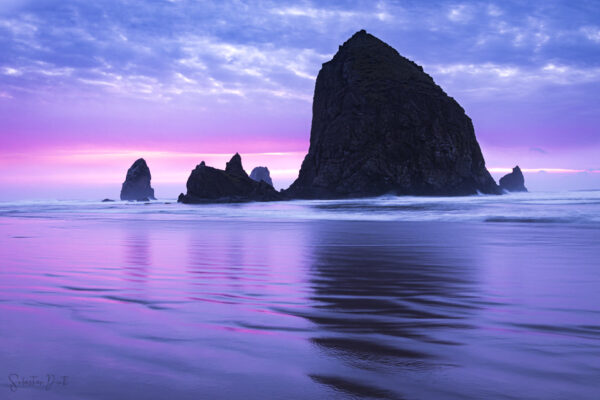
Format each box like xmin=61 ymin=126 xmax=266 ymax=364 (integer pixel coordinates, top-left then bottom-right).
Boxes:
xmin=286 ymin=30 xmax=500 ymax=198
xmin=249 ymin=166 xmax=274 ymax=187
xmin=120 ymin=158 xmax=156 ymax=201
xmin=178 ymin=153 xmax=282 ymax=203
xmin=499 ymin=166 xmax=527 ymax=192
xmin=225 ymin=153 xmax=248 ymax=179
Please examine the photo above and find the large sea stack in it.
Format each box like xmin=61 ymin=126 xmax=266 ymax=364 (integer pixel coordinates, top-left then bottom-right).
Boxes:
xmin=120 ymin=158 xmax=156 ymax=201
xmin=178 ymin=153 xmax=282 ymax=203
xmin=286 ymin=30 xmax=500 ymax=198
xmin=499 ymin=166 xmax=527 ymax=192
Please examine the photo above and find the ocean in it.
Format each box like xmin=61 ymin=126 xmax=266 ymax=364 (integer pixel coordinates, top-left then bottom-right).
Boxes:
xmin=1 ymin=191 xmax=599 ymax=399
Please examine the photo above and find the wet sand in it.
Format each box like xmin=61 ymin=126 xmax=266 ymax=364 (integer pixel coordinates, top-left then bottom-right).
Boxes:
xmin=0 ymin=200 xmax=599 ymax=399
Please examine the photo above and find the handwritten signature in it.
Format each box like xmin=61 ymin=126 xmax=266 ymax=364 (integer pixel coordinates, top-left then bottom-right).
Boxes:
xmin=8 ymin=374 xmax=68 ymax=392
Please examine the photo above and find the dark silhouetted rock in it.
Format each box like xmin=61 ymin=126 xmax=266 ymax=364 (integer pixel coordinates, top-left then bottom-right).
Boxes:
xmin=249 ymin=166 xmax=274 ymax=187
xmin=120 ymin=158 xmax=156 ymax=201
xmin=286 ymin=30 xmax=500 ymax=198
xmin=101 ymin=198 xmax=115 ymax=202
xmin=499 ymin=166 xmax=527 ymax=192
xmin=225 ymin=153 xmax=248 ymax=178
xmin=178 ymin=154 xmax=282 ymax=203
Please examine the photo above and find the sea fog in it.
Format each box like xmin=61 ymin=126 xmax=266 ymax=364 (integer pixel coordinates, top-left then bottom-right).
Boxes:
xmin=1 ymin=191 xmax=599 ymax=399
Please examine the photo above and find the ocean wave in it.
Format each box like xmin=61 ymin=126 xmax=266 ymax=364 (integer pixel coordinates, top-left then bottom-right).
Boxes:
xmin=484 ymin=217 xmax=576 ymax=224
xmin=0 ymin=191 xmax=599 ymax=224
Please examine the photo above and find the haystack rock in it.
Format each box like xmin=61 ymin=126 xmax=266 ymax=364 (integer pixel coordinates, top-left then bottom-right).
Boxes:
xmin=499 ymin=166 xmax=527 ymax=192
xmin=249 ymin=166 xmax=274 ymax=187
xmin=120 ymin=158 xmax=156 ymax=201
xmin=178 ymin=153 xmax=282 ymax=203
xmin=286 ymin=30 xmax=500 ymax=198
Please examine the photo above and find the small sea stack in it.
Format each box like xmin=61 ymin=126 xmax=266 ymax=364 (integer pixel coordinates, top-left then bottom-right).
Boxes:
xmin=120 ymin=158 xmax=156 ymax=201
xmin=499 ymin=166 xmax=528 ymax=192
xmin=249 ymin=167 xmax=273 ymax=187
xmin=178 ymin=153 xmax=282 ymax=203
xmin=286 ymin=30 xmax=500 ymax=198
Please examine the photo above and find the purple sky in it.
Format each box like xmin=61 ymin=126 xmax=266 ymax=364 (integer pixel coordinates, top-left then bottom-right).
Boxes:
xmin=1 ymin=0 xmax=599 ymax=200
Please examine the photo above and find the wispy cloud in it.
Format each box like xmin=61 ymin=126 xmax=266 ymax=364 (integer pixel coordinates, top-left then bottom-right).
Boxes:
xmin=447 ymin=4 xmax=473 ymax=23
xmin=271 ymin=3 xmax=392 ymax=24
xmin=489 ymin=167 xmax=600 ymax=174
xmin=580 ymin=26 xmax=600 ymax=43
xmin=428 ymin=62 xmax=600 ymax=98
xmin=529 ymin=147 xmax=548 ymax=154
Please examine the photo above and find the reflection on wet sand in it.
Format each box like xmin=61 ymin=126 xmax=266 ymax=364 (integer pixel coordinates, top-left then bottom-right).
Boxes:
xmin=301 ymin=222 xmax=481 ymax=398
xmin=1 ymin=214 xmax=599 ymax=399
xmin=123 ymin=225 xmax=150 ymax=282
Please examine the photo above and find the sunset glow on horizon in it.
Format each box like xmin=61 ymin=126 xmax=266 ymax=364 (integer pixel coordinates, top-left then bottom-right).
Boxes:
xmin=0 ymin=144 xmax=598 ymax=200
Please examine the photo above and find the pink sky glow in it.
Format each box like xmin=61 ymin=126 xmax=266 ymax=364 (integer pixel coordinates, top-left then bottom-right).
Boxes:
xmin=0 ymin=144 xmax=598 ymax=200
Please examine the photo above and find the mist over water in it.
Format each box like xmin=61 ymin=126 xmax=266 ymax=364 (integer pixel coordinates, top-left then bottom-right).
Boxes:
xmin=1 ymin=192 xmax=599 ymax=399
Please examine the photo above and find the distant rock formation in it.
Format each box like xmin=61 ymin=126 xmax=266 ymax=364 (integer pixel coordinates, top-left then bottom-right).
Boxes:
xmin=286 ymin=30 xmax=500 ymax=198
xmin=120 ymin=158 xmax=156 ymax=201
xmin=499 ymin=166 xmax=528 ymax=192
xmin=101 ymin=198 xmax=115 ymax=202
xmin=178 ymin=153 xmax=282 ymax=203
xmin=249 ymin=166 xmax=273 ymax=187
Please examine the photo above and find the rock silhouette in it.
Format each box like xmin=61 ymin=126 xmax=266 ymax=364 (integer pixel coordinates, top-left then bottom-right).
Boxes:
xmin=225 ymin=153 xmax=249 ymax=178
xmin=120 ymin=158 xmax=156 ymax=201
xmin=178 ymin=153 xmax=282 ymax=203
xmin=286 ymin=30 xmax=500 ymax=198
xmin=499 ymin=166 xmax=527 ymax=192
xmin=249 ymin=167 xmax=274 ymax=187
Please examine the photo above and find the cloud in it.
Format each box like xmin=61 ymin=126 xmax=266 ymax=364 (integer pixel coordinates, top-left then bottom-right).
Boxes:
xmin=580 ymin=26 xmax=600 ymax=43
xmin=271 ymin=6 xmax=360 ymax=19
xmin=489 ymin=167 xmax=596 ymax=174
xmin=447 ymin=4 xmax=473 ymax=23
xmin=428 ymin=62 xmax=600 ymax=98
xmin=270 ymin=3 xmax=392 ymax=24
xmin=0 ymin=14 xmax=38 ymax=36
xmin=486 ymin=4 xmax=502 ymax=17
xmin=176 ymin=34 xmax=328 ymax=84
xmin=3 ymin=67 xmax=22 ymax=76
xmin=529 ymin=147 xmax=548 ymax=154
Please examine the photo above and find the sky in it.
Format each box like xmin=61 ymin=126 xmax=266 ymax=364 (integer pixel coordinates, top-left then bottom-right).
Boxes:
xmin=0 ymin=0 xmax=599 ymax=200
